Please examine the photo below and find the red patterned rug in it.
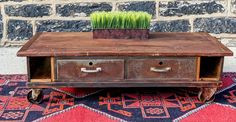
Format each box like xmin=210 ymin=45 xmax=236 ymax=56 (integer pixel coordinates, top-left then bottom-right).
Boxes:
xmin=0 ymin=73 xmax=236 ymax=122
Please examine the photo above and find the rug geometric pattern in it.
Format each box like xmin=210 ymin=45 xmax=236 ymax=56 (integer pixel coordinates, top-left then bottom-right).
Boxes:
xmin=0 ymin=73 xmax=236 ymax=122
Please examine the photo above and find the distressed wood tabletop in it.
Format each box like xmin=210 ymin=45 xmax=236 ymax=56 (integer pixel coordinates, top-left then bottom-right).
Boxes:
xmin=17 ymin=32 xmax=233 ymax=57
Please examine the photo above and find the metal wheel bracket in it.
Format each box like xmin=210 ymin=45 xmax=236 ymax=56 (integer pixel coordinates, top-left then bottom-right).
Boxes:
xmin=31 ymin=89 xmax=42 ymax=100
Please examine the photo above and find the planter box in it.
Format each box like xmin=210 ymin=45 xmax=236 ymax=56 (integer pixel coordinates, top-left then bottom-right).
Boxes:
xmin=93 ymin=29 xmax=149 ymax=39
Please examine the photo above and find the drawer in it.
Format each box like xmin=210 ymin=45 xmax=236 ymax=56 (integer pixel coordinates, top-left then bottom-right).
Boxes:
xmin=127 ymin=57 xmax=196 ymax=80
xmin=57 ymin=59 xmax=124 ymax=81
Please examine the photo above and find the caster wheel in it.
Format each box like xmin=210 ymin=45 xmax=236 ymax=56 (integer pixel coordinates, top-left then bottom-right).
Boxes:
xmin=198 ymin=87 xmax=217 ymax=103
xmin=27 ymin=90 xmax=44 ymax=104
xmin=205 ymin=95 xmax=215 ymax=103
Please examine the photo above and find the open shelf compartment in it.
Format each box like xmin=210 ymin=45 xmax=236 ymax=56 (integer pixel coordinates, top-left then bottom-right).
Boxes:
xmin=199 ymin=56 xmax=223 ymax=80
xmin=28 ymin=57 xmax=53 ymax=82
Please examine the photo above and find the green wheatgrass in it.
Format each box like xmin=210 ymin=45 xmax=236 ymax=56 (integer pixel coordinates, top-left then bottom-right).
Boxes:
xmin=90 ymin=11 xmax=152 ymax=29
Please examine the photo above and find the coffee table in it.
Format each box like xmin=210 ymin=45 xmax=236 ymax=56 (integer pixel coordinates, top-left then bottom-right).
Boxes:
xmin=17 ymin=32 xmax=233 ymax=104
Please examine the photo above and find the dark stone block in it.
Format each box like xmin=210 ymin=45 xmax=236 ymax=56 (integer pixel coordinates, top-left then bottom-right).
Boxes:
xmin=56 ymin=3 xmax=112 ymax=17
xmin=117 ymin=1 xmax=156 ymax=17
xmin=194 ymin=17 xmax=236 ymax=34
xmin=160 ymin=1 xmax=225 ymax=16
xmin=5 ymin=4 xmax=52 ymax=17
xmin=7 ymin=20 xmax=33 ymax=41
xmin=0 ymin=12 xmax=2 ymax=40
xmin=150 ymin=20 xmax=190 ymax=32
xmin=36 ymin=20 xmax=91 ymax=32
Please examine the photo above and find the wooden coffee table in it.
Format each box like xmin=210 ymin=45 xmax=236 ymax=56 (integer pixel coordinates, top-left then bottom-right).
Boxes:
xmin=17 ymin=32 xmax=233 ymax=104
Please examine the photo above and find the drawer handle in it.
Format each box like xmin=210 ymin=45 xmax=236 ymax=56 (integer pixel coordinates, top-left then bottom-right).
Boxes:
xmin=81 ymin=67 xmax=102 ymax=73
xmin=150 ymin=67 xmax=171 ymax=73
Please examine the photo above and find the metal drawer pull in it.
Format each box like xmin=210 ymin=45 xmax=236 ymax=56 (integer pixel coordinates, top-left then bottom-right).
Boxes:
xmin=81 ymin=67 xmax=102 ymax=73
xmin=150 ymin=67 xmax=171 ymax=73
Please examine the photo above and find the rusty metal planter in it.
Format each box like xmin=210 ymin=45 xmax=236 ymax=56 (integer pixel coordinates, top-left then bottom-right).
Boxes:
xmin=93 ymin=29 xmax=149 ymax=39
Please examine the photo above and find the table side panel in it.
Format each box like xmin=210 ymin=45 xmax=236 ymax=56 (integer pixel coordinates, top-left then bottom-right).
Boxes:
xmin=27 ymin=80 xmax=222 ymax=88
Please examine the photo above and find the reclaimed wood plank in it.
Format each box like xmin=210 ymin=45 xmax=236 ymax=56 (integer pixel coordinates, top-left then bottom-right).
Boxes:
xmin=27 ymin=80 xmax=222 ymax=88
xmin=17 ymin=32 xmax=233 ymax=57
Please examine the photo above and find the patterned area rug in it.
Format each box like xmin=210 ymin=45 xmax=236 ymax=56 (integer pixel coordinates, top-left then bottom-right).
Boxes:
xmin=0 ymin=73 xmax=236 ymax=122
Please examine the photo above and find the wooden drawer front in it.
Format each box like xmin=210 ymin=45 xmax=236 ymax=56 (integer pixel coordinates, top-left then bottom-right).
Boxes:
xmin=127 ymin=58 xmax=196 ymax=80
xmin=57 ymin=59 xmax=124 ymax=81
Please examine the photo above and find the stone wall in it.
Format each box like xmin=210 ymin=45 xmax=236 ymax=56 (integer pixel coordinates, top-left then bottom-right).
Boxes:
xmin=0 ymin=0 xmax=236 ymax=73
xmin=0 ymin=0 xmax=235 ymax=45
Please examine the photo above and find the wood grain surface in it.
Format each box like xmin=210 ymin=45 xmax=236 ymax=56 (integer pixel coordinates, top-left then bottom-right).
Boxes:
xmin=17 ymin=32 xmax=233 ymax=57
xmin=57 ymin=59 xmax=124 ymax=81
xmin=127 ymin=57 xmax=196 ymax=80
xmin=27 ymin=80 xmax=222 ymax=88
